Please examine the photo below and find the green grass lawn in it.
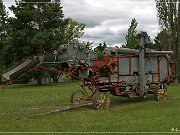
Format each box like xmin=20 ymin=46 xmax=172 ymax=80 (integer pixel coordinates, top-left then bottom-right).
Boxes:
xmin=0 ymin=81 xmax=180 ymax=133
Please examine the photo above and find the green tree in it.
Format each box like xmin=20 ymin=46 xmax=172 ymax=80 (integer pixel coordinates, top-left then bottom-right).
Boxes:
xmin=63 ymin=18 xmax=85 ymax=43
xmin=0 ymin=0 xmax=8 ymax=82
xmin=155 ymin=0 xmax=180 ymax=82
xmin=0 ymin=0 xmax=8 ymax=40
xmin=8 ymin=0 xmax=65 ymax=58
xmin=151 ymin=34 xmax=161 ymax=50
xmin=125 ymin=18 xmax=138 ymax=49
xmin=1 ymin=0 xmax=86 ymax=84
xmin=0 ymin=0 xmax=8 ymax=54
xmin=94 ymin=42 xmax=107 ymax=57
xmin=151 ymin=29 xmax=171 ymax=51
xmin=6 ymin=0 xmax=85 ymax=66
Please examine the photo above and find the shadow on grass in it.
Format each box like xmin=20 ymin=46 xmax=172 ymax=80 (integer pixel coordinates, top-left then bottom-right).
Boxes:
xmin=110 ymin=94 xmax=166 ymax=108
xmin=0 ymin=82 xmax=69 ymax=91
xmin=0 ymin=79 xmax=74 ymax=89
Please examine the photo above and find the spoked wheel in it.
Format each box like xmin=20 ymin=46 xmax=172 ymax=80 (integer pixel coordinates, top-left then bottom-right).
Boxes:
xmin=92 ymin=92 xmax=110 ymax=110
xmin=70 ymin=90 xmax=88 ymax=104
xmin=154 ymin=84 xmax=167 ymax=101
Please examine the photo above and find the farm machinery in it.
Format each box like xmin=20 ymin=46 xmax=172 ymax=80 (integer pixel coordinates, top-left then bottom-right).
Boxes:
xmin=1 ymin=32 xmax=175 ymax=110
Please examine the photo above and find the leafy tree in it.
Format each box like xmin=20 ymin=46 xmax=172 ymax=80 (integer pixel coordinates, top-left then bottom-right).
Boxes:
xmin=8 ymin=0 xmax=65 ymax=58
xmin=0 ymin=0 xmax=8 ymax=54
xmin=1 ymin=0 xmax=85 ymax=84
xmin=0 ymin=0 xmax=8 ymax=82
xmin=94 ymin=42 xmax=107 ymax=57
xmin=150 ymin=34 xmax=161 ymax=50
xmin=151 ymin=29 xmax=171 ymax=51
xmin=6 ymin=0 xmax=85 ymax=65
xmin=125 ymin=18 xmax=138 ymax=49
xmin=63 ymin=18 xmax=85 ymax=43
xmin=0 ymin=0 xmax=8 ymax=40
xmin=155 ymin=0 xmax=180 ymax=82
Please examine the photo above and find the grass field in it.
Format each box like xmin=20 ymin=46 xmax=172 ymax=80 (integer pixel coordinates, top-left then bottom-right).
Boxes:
xmin=0 ymin=81 xmax=180 ymax=133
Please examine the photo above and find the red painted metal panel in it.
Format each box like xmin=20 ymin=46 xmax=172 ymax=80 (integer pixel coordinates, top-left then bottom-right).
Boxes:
xmin=104 ymin=55 xmax=111 ymax=64
xmin=115 ymin=87 xmax=120 ymax=94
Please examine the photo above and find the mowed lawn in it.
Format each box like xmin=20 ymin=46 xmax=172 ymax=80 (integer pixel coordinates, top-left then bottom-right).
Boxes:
xmin=0 ymin=81 xmax=180 ymax=133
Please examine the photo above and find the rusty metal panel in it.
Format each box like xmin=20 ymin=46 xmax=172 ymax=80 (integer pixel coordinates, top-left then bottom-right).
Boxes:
xmin=97 ymin=77 xmax=109 ymax=83
xmin=145 ymin=57 xmax=158 ymax=73
xmin=110 ymin=73 xmax=118 ymax=82
xmin=131 ymin=57 xmax=139 ymax=73
xmin=145 ymin=74 xmax=153 ymax=84
xmin=79 ymin=70 xmax=88 ymax=79
xmin=153 ymin=74 xmax=159 ymax=82
xmin=2 ymin=59 xmax=32 ymax=80
xmin=118 ymin=58 xmax=130 ymax=74
xmin=57 ymin=43 xmax=96 ymax=66
xmin=160 ymin=57 xmax=168 ymax=82
xmin=119 ymin=76 xmax=139 ymax=84
xmin=146 ymin=74 xmax=152 ymax=83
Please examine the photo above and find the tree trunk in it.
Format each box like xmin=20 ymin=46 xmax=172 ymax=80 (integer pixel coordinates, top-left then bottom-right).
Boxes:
xmin=53 ymin=76 xmax=58 ymax=83
xmin=175 ymin=54 xmax=180 ymax=83
xmin=37 ymin=75 xmax=42 ymax=85
xmin=177 ymin=1 xmax=180 ymax=82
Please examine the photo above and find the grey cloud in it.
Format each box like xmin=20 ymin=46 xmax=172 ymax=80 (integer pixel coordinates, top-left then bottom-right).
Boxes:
xmin=4 ymin=0 xmax=159 ymax=46
xmin=72 ymin=17 xmax=102 ymax=28
xmin=137 ymin=24 xmax=159 ymax=39
xmin=82 ymin=28 xmax=127 ymax=46
xmin=61 ymin=0 xmax=158 ymax=46
xmin=61 ymin=0 xmax=131 ymax=28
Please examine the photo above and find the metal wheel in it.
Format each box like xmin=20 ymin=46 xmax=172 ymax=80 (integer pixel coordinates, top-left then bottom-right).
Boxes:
xmin=92 ymin=92 xmax=110 ymax=110
xmin=154 ymin=84 xmax=167 ymax=101
xmin=143 ymin=92 xmax=147 ymax=99
xmin=70 ymin=90 xmax=87 ymax=104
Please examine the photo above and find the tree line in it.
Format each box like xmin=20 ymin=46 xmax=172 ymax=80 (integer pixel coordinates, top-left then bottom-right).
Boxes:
xmin=1 ymin=0 xmax=180 ymax=83
xmin=0 ymin=0 xmax=85 ymax=73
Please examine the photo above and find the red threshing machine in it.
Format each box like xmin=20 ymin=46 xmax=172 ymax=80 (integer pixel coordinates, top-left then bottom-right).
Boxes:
xmin=1 ymin=32 xmax=175 ymax=111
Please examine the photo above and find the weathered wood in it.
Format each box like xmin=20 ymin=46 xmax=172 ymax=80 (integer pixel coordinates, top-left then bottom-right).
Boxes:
xmin=47 ymin=102 xmax=93 ymax=114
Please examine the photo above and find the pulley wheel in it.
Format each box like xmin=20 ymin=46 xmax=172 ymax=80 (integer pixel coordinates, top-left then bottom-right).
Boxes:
xmin=92 ymin=92 xmax=110 ymax=110
xmin=154 ymin=84 xmax=167 ymax=101
xmin=70 ymin=90 xmax=87 ymax=104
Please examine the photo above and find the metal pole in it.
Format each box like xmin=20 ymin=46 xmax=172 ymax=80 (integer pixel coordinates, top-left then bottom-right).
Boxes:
xmin=138 ymin=32 xmax=146 ymax=98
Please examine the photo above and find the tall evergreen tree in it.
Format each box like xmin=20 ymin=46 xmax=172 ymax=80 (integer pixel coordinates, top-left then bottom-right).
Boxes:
xmin=6 ymin=0 xmax=85 ymax=66
xmin=8 ymin=0 xmax=65 ymax=58
xmin=0 ymin=0 xmax=8 ymax=41
xmin=125 ymin=18 xmax=138 ymax=49
xmin=0 ymin=0 xmax=8 ymax=82
xmin=155 ymin=0 xmax=180 ymax=82
xmin=151 ymin=29 xmax=171 ymax=51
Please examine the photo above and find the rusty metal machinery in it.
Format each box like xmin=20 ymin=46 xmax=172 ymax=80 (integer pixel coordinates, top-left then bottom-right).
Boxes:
xmin=67 ymin=32 xmax=174 ymax=110
xmin=1 ymin=32 xmax=175 ymax=111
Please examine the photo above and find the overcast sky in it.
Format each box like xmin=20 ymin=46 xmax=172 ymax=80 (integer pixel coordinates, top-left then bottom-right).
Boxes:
xmin=3 ymin=0 xmax=160 ymax=47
